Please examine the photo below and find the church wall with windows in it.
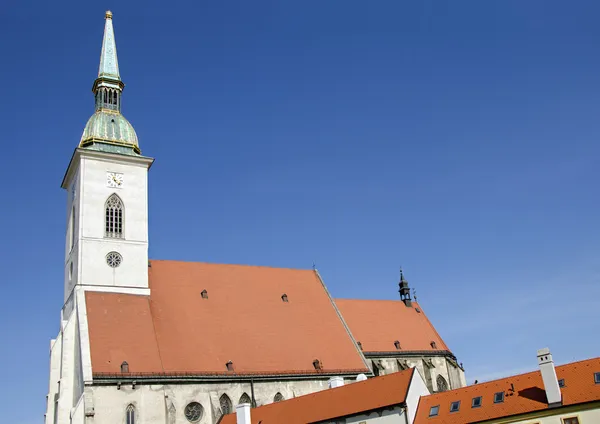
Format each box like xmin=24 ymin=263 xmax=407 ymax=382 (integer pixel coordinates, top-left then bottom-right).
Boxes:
xmin=88 ymin=378 xmax=332 ymax=424
xmin=367 ymin=355 xmax=464 ymax=394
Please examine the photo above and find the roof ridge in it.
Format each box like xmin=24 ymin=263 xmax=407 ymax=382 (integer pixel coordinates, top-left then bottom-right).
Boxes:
xmin=428 ymin=356 xmax=600 ymax=392
xmin=245 ymin=368 xmax=413 ymax=407
xmin=335 ymin=297 xmax=406 ymax=303
xmin=148 ymin=258 xmax=313 ymax=271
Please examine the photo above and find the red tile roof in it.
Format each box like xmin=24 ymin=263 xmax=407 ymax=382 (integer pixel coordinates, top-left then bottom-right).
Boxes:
xmin=86 ymin=260 xmax=369 ymax=376
xmin=335 ymin=299 xmax=449 ymax=353
xmin=219 ymin=368 xmax=415 ymax=424
xmin=414 ymin=357 xmax=600 ymax=424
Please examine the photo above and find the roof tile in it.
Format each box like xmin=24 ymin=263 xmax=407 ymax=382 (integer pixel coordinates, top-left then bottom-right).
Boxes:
xmin=86 ymin=260 xmax=368 ymax=375
xmin=414 ymin=357 xmax=600 ymax=424
xmin=219 ymin=368 xmax=415 ymax=424
xmin=335 ymin=299 xmax=449 ymax=352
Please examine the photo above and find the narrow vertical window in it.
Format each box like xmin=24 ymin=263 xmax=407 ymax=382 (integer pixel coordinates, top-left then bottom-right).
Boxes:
xmin=105 ymin=194 xmax=124 ymax=238
xmin=70 ymin=206 xmax=75 ymax=250
xmin=219 ymin=394 xmax=232 ymax=415
xmin=126 ymin=404 xmax=135 ymax=424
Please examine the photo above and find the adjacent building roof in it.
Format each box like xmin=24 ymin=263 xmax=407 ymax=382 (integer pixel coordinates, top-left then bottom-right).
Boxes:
xmin=219 ymin=368 xmax=415 ymax=424
xmin=414 ymin=357 xmax=600 ymax=424
xmin=86 ymin=260 xmax=369 ymax=376
xmin=335 ymin=299 xmax=449 ymax=353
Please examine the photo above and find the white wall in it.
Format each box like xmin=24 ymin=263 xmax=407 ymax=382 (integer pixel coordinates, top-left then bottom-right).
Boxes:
xmin=45 ymin=334 xmax=62 ymax=424
xmin=406 ymin=368 xmax=430 ymax=424
xmin=62 ymin=152 xmax=151 ymax=300
xmin=89 ymin=379 xmax=333 ymax=424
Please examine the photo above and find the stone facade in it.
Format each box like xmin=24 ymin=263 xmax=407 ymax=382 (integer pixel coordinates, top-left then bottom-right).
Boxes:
xmin=367 ymin=354 xmax=466 ymax=393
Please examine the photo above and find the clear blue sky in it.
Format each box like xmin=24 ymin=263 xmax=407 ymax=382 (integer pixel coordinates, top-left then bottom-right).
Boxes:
xmin=2 ymin=1 xmax=600 ymax=422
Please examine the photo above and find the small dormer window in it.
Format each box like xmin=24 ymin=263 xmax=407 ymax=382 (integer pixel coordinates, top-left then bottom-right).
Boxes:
xmin=226 ymin=361 xmax=234 ymax=372
xmin=558 ymin=378 xmax=565 ymax=388
xmin=472 ymin=396 xmax=482 ymax=408
xmin=313 ymin=359 xmax=322 ymax=370
xmin=428 ymin=405 xmax=439 ymax=417
xmin=121 ymin=361 xmax=129 ymax=373
xmin=595 ymin=372 xmax=600 ymax=384
xmin=394 ymin=340 xmax=401 ymax=350
xmin=201 ymin=290 xmax=208 ymax=299
xmin=430 ymin=341 xmax=437 ymax=349
xmin=281 ymin=294 xmax=288 ymax=302
xmin=494 ymin=392 xmax=504 ymax=403
xmin=450 ymin=401 xmax=460 ymax=412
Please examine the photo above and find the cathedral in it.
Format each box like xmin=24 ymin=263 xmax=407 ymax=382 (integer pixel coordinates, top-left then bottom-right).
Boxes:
xmin=45 ymin=12 xmax=466 ymax=424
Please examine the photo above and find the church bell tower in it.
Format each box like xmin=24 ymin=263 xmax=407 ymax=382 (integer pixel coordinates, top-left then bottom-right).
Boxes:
xmin=61 ymin=11 xmax=154 ymax=301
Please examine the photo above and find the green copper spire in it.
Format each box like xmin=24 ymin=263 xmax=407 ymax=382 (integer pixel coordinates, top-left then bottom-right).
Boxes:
xmin=80 ymin=11 xmax=140 ymax=155
xmin=98 ymin=11 xmax=120 ymax=81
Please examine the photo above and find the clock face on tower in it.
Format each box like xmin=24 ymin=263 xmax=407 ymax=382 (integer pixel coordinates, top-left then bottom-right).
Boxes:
xmin=106 ymin=172 xmax=124 ymax=188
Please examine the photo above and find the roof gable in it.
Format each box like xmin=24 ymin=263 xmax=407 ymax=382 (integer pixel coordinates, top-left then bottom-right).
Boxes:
xmin=86 ymin=260 xmax=368 ymax=376
xmin=335 ymin=299 xmax=449 ymax=353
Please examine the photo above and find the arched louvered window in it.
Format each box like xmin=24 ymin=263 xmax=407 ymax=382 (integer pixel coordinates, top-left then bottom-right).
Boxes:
xmin=239 ymin=393 xmax=251 ymax=405
xmin=126 ymin=404 xmax=135 ymax=424
xmin=105 ymin=194 xmax=123 ymax=238
xmin=436 ymin=375 xmax=449 ymax=392
xmin=220 ymin=394 xmax=232 ymax=415
xmin=274 ymin=392 xmax=284 ymax=402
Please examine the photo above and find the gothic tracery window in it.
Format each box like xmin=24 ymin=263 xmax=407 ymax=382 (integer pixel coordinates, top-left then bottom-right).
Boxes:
xmin=239 ymin=393 xmax=251 ymax=405
xmin=105 ymin=194 xmax=123 ymax=238
xmin=436 ymin=375 xmax=449 ymax=392
xmin=219 ymin=394 xmax=232 ymax=415
xmin=184 ymin=402 xmax=203 ymax=422
xmin=126 ymin=404 xmax=135 ymax=424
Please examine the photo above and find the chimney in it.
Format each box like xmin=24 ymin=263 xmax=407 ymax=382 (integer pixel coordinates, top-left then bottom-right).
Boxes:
xmin=236 ymin=403 xmax=251 ymax=424
xmin=537 ymin=348 xmax=562 ymax=406
xmin=328 ymin=376 xmax=344 ymax=388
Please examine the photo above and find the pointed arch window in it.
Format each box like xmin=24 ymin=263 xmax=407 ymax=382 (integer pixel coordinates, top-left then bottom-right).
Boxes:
xmin=219 ymin=394 xmax=232 ymax=415
xmin=239 ymin=393 xmax=251 ymax=405
xmin=274 ymin=392 xmax=284 ymax=402
xmin=436 ymin=375 xmax=449 ymax=392
xmin=105 ymin=194 xmax=123 ymax=238
xmin=126 ymin=404 xmax=135 ymax=424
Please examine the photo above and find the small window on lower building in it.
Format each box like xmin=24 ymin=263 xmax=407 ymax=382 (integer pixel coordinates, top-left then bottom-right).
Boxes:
xmin=471 ymin=396 xmax=482 ymax=408
xmin=558 ymin=378 xmax=565 ymax=388
xmin=594 ymin=372 xmax=600 ymax=384
xmin=450 ymin=401 xmax=460 ymax=412
xmin=428 ymin=405 xmax=439 ymax=417
xmin=562 ymin=417 xmax=580 ymax=424
xmin=494 ymin=392 xmax=504 ymax=403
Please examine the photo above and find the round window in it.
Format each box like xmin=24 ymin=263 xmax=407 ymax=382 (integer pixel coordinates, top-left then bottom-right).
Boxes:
xmin=184 ymin=402 xmax=204 ymax=422
xmin=106 ymin=251 xmax=122 ymax=268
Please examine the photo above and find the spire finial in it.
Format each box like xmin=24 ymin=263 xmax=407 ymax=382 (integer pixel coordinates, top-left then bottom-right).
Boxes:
xmin=98 ymin=10 xmax=120 ymax=80
xmin=398 ymin=266 xmax=412 ymax=307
